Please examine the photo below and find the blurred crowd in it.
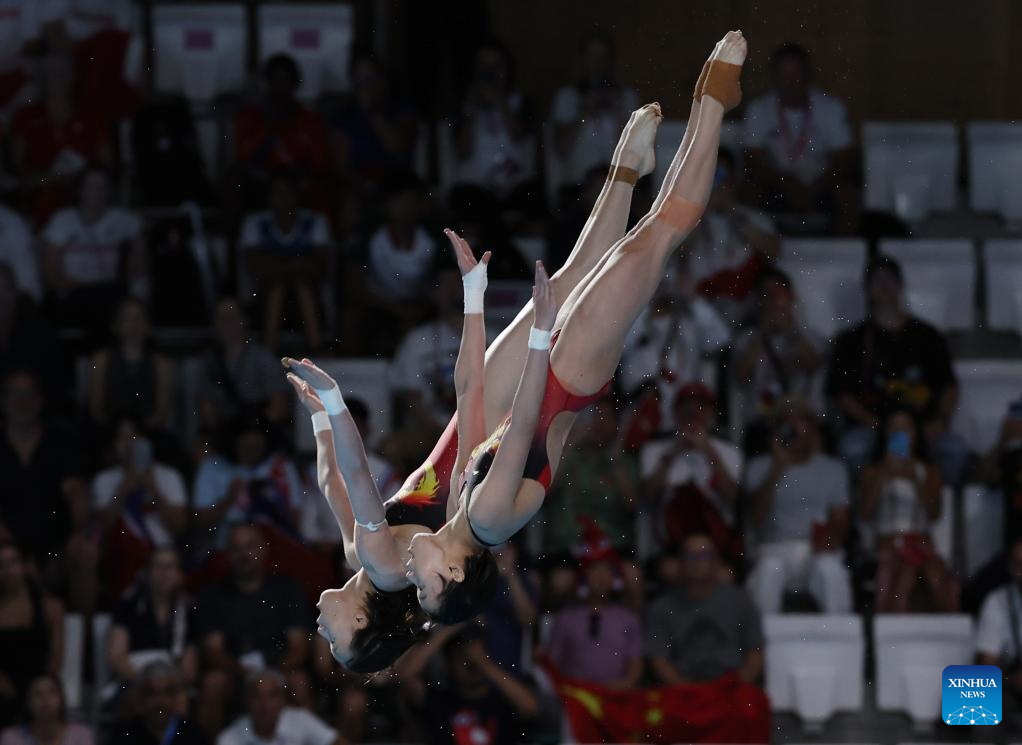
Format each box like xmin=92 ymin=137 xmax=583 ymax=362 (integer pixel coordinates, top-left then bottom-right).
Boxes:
xmin=1 ymin=5 xmax=1021 ymax=745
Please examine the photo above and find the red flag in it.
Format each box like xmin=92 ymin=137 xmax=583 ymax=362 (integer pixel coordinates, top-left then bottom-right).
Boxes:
xmin=543 ymin=660 xmax=771 ymax=743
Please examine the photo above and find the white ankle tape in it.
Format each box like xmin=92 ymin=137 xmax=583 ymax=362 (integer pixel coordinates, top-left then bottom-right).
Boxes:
xmin=316 ymin=385 xmax=346 ymax=416
xmin=311 ymin=410 xmax=331 ymax=435
xmin=463 ymin=262 xmax=488 ymax=314
xmin=528 ymin=327 xmax=552 ymax=351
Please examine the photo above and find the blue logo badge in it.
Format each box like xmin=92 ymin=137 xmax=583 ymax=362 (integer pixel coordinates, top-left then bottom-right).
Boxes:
xmin=942 ymin=665 xmax=1001 ymax=725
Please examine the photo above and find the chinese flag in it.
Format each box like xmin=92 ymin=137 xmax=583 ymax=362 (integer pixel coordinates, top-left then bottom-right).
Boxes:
xmin=543 ymin=661 xmax=771 ymax=744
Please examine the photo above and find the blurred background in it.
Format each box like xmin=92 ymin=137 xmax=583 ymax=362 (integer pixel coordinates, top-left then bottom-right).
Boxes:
xmin=0 ymin=1 xmax=1021 ymax=744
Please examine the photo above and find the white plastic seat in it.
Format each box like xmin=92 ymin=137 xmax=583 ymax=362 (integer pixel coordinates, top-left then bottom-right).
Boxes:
xmin=61 ymin=613 xmax=85 ymax=711
xmin=764 ymin=614 xmax=864 ymax=727
xmin=92 ymin=613 xmax=113 ymax=699
xmin=982 ymin=239 xmax=1022 ymax=333
xmin=153 ymin=4 xmax=247 ymax=103
xmin=951 ymin=359 xmax=1022 ymax=454
xmin=257 ymin=4 xmax=353 ymax=99
xmin=777 ymin=238 xmax=868 ymax=339
xmin=874 ymin=615 xmax=973 ymax=729
xmin=293 ymin=358 xmax=392 ymax=453
xmin=968 ymin=123 xmax=1022 ymax=220
xmin=878 ymin=239 xmax=976 ymax=331
xmin=863 ymin=122 xmax=958 ymax=219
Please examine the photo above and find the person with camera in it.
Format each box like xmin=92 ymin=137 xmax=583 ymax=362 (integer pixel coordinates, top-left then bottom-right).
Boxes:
xmin=745 ymin=400 xmax=852 ymax=613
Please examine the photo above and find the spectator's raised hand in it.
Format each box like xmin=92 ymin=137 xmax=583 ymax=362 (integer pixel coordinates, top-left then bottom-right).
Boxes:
xmin=286 ymin=372 xmax=325 ymax=415
xmin=281 ymin=357 xmax=336 ymax=391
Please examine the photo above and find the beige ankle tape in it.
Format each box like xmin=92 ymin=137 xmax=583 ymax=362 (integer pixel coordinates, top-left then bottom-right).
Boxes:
xmin=609 ymin=165 xmax=639 ymax=186
xmin=655 ymin=195 xmax=703 ymax=233
xmin=693 ymin=59 xmax=710 ymax=102
xmin=701 ymin=60 xmax=742 ymax=112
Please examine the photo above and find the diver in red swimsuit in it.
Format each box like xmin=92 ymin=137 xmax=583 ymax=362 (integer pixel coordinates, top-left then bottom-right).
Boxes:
xmin=405 ymin=31 xmax=748 ymax=625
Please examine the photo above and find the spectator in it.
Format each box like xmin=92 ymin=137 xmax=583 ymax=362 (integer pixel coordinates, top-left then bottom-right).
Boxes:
xmin=976 ymin=540 xmax=1022 ymax=710
xmin=343 ymin=172 xmax=436 ymax=356
xmin=543 ymin=398 xmax=639 ymax=558
xmin=639 ymin=384 xmax=743 ymax=565
xmin=0 ymin=265 xmax=66 ymax=405
xmin=745 ymin=401 xmax=853 ymax=613
xmin=0 ymin=203 xmax=39 ymax=300
xmin=93 ymin=416 xmax=187 ymax=600
xmin=106 ymin=547 xmax=196 ymax=710
xmin=330 ymin=49 xmax=416 ymax=191
xmin=0 ymin=543 xmax=63 ymax=729
xmin=234 ymin=54 xmax=330 ymax=201
xmin=10 ymin=46 xmax=112 ymax=224
xmin=193 ymin=525 xmax=311 ymax=737
xmin=646 ymin=534 xmax=764 ymax=685
xmin=195 ymin=298 xmax=290 ymax=435
xmin=680 ymin=148 xmax=780 ymax=323
xmin=741 ymin=43 xmax=858 ymax=234
xmin=88 ymin=298 xmax=175 ymax=431
xmin=217 ymin=670 xmax=341 ymax=745
xmin=451 ymin=38 xmax=538 ymax=205
xmin=396 ymin=624 xmax=540 ymax=745
xmin=859 ymin=409 xmax=956 ymax=613
xmin=0 ymin=674 xmax=92 ymax=745
xmin=551 ymin=31 xmax=638 ymax=187
xmin=0 ymin=370 xmax=90 ymax=599
xmin=40 ymin=165 xmax=145 ymax=341
xmin=544 ymin=554 xmax=643 ymax=688
xmin=238 ymin=171 xmax=331 ymax=353
xmin=300 ymin=397 xmax=398 ymax=550
xmin=827 ymin=255 xmax=968 ymax=486
xmin=733 ymin=268 xmax=823 ymax=452
xmin=107 ymin=662 xmax=208 ymax=745
xmin=386 ymin=261 xmax=461 ymax=460
xmin=192 ymin=416 xmax=304 ymax=551
xmin=619 ymin=259 xmax=730 ymax=438
xmin=480 ymin=544 xmax=538 ymax=676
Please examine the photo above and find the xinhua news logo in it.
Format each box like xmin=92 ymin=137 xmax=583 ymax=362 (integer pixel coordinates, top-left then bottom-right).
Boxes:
xmin=942 ymin=665 xmax=1002 ymax=725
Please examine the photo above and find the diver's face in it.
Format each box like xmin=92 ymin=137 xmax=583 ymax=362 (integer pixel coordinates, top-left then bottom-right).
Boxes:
xmin=407 ymin=532 xmax=464 ymax=613
xmin=316 ymin=582 xmax=368 ymax=665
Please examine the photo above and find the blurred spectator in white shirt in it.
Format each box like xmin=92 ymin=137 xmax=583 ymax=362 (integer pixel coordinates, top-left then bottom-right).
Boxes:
xmin=977 ymin=541 xmax=1022 ymax=701
xmin=217 ymin=671 xmax=340 ymax=745
xmin=741 ymin=44 xmax=858 ymax=234
xmin=0 ymin=203 xmax=39 ymax=300
xmin=552 ymin=31 xmax=638 ymax=187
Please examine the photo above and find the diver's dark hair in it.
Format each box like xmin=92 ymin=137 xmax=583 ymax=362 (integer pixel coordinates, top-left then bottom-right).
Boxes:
xmin=427 ymin=549 xmax=500 ymax=625
xmin=347 ymin=585 xmax=429 ymax=674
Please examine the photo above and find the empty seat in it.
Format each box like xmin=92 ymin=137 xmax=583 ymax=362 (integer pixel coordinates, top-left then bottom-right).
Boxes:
xmin=968 ymin=122 xmax=1022 ymax=220
xmin=257 ymin=4 xmax=354 ymax=99
xmin=777 ymin=238 xmax=868 ymax=339
xmin=951 ymin=359 xmax=1022 ymax=454
xmin=878 ymin=239 xmax=976 ymax=331
xmin=874 ymin=615 xmax=973 ymax=729
xmin=764 ymin=614 xmax=864 ymax=728
xmin=863 ymin=122 xmax=958 ymax=219
xmin=293 ymin=358 xmax=391 ymax=453
xmin=982 ymin=239 xmax=1022 ymax=333
xmin=61 ymin=613 xmax=85 ymax=711
xmin=153 ymin=4 xmax=247 ymax=103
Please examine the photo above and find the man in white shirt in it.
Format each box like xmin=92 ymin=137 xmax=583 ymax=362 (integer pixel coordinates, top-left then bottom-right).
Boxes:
xmin=741 ymin=44 xmax=858 ymax=233
xmin=218 ymin=670 xmax=341 ymax=745
xmin=977 ymin=541 xmax=1022 ymax=681
xmin=0 ymin=201 xmax=39 ymax=300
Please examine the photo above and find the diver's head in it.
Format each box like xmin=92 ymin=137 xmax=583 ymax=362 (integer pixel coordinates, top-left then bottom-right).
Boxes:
xmin=406 ymin=531 xmax=499 ymax=624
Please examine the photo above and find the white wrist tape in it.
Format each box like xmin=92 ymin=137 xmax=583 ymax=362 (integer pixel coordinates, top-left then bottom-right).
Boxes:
xmin=462 ymin=261 xmax=488 ymax=314
xmin=315 ymin=385 xmax=346 ymax=416
xmin=356 ymin=517 xmax=387 ymax=532
xmin=528 ymin=327 xmax=552 ymax=351
xmin=311 ymin=410 xmax=331 ymax=435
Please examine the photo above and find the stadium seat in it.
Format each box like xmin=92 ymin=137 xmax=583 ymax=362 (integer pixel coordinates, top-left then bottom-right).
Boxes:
xmin=257 ymin=4 xmax=354 ymax=99
xmin=982 ymin=239 xmax=1022 ymax=333
xmin=951 ymin=358 xmax=1022 ymax=454
xmin=863 ymin=122 xmax=959 ymax=219
xmin=968 ymin=122 xmax=1022 ymax=220
xmin=877 ymin=239 xmax=976 ymax=331
xmin=61 ymin=613 xmax=85 ymax=711
xmin=293 ymin=358 xmax=392 ymax=453
xmin=874 ymin=614 xmax=973 ymax=729
xmin=153 ymin=4 xmax=247 ymax=102
xmin=92 ymin=613 xmax=113 ymax=706
xmin=763 ymin=614 xmax=864 ymax=728
xmin=777 ymin=238 xmax=868 ymax=339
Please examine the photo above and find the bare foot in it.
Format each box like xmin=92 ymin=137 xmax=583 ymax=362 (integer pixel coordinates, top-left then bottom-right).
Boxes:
xmin=613 ymin=102 xmax=662 ymax=177
xmin=712 ymin=29 xmax=747 ymax=67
